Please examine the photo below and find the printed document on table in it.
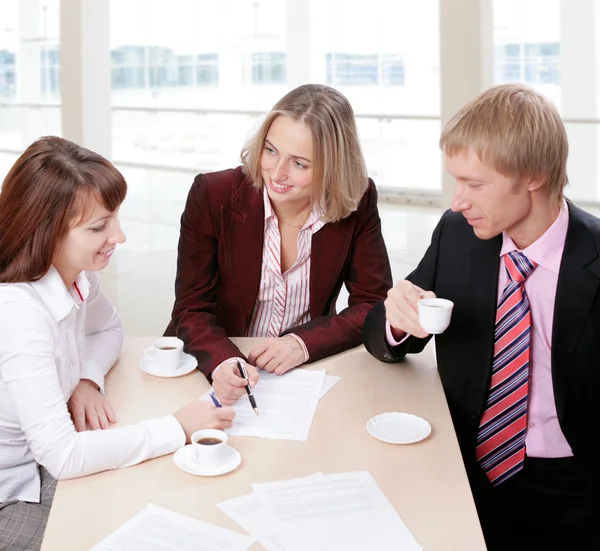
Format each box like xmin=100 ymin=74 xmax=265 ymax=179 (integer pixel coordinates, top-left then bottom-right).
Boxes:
xmin=319 ymin=375 xmax=340 ymax=398
xmin=90 ymin=503 xmax=255 ymax=551
xmin=201 ymin=369 xmax=326 ymax=441
xmin=217 ymin=474 xmax=324 ymax=551
xmin=251 ymin=471 xmax=424 ymax=551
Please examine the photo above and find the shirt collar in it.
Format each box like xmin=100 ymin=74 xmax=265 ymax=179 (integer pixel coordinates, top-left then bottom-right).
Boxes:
xmin=30 ymin=266 xmax=90 ymax=322
xmin=262 ymin=188 xmax=325 ymax=233
xmin=500 ymin=199 xmax=569 ymax=274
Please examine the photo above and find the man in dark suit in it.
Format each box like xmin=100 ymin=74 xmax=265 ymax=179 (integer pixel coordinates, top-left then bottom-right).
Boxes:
xmin=363 ymin=83 xmax=599 ymax=550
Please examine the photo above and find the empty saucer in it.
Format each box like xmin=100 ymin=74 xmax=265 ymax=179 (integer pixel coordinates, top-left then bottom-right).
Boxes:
xmin=140 ymin=351 xmax=198 ymax=378
xmin=173 ymin=444 xmax=241 ymax=476
xmin=367 ymin=412 xmax=432 ymax=444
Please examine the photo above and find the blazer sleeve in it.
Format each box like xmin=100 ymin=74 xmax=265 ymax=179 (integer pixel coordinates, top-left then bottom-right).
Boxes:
xmin=363 ymin=210 xmax=448 ymax=362
xmin=167 ymin=174 xmax=244 ymax=376
xmin=285 ymin=182 xmax=393 ymax=362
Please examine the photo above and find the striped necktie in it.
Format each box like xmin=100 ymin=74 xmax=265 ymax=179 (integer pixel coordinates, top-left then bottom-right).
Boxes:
xmin=476 ymin=250 xmax=537 ymax=486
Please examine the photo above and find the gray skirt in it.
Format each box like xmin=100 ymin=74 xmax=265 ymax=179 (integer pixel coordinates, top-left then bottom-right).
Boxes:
xmin=0 ymin=467 xmax=56 ymax=551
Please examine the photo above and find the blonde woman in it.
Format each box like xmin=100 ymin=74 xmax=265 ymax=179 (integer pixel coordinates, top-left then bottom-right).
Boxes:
xmin=166 ymin=84 xmax=392 ymax=404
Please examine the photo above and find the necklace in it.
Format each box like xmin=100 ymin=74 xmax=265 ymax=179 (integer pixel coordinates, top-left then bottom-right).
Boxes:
xmin=278 ymin=210 xmax=311 ymax=229
xmin=279 ymin=219 xmax=306 ymax=229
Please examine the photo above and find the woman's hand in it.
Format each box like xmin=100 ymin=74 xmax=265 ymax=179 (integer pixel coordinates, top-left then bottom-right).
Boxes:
xmin=247 ymin=336 xmax=306 ymax=375
xmin=212 ymin=361 xmax=260 ymax=405
xmin=174 ymin=401 xmax=236 ymax=443
xmin=67 ymin=379 xmax=116 ymax=431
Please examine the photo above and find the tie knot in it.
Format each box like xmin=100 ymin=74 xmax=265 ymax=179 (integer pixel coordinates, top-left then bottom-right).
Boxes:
xmin=505 ymin=251 xmax=537 ymax=283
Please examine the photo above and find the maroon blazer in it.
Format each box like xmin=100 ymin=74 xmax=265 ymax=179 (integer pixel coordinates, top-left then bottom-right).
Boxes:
xmin=165 ymin=166 xmax=392 ymax=376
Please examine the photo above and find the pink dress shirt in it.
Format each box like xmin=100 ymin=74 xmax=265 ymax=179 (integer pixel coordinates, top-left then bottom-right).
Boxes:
xmin=387 ymin=202 xmax=572 ymax=458
xmin=498 ymin=202 xmax=571 ymax=457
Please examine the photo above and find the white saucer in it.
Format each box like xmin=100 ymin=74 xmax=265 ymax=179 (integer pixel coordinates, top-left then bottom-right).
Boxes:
xmin=367 ymin=412 xmax=432 ymax=444
xmin=140 ymin=351 xmax=198 ymax=378
xmin=173 ymin=444 xmax=241 ymax=476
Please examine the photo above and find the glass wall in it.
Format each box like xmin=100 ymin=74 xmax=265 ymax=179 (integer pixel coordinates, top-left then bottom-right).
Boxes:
xmin=493 ymin=0 xmax=600 ymax=203
xmin=3 ymin=1 xmax=600 ymax=202
xmin=109 ymin=0 xmax=441 ymax=191
xmin=0 ymin=0 xmax=61 ymax=152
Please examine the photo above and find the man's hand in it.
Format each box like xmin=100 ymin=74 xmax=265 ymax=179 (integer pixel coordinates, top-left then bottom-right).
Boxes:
xmin=67 ymin=379 xmax=116 ymax=431
xmin=384 ymin=280 xmax=436 ymax=339
xmin=247 ymin=336 xmax=306 ymax=375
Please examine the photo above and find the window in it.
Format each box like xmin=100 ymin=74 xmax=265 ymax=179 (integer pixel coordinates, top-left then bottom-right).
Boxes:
xmin=248 ymin=52 xmax=286 ymax=84
xmin=40 ymin=45 xmax=60 ymax=96
xmin=0 ymin=0 xmax=61 ymax=153
xmin=0 ymin=50 xmax=16 ymax=99
xmin=326 ymin=53 xmax=405 ymax=87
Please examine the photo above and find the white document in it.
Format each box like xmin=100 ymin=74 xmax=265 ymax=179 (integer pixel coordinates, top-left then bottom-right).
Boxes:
xmin=217 ymin=474 xmax=324 ymax=551
xmin=91 ymin=503 xmax=255 ymax=551
xmin=252 ymin=472 xmax=424 ymax=551
xmin=201 ymin=369 xmax=326 ymax=441
xmin=320 ymin=375 xmax=340 ymax=398
xmin=218 ymin=492 xmax=286 ymax=551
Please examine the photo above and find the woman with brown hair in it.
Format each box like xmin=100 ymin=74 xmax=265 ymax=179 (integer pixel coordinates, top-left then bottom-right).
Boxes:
xmin=165 ymin=83 xmax=393 ymax=405
xmin=0 ymin=137 xmax=234 ymax=551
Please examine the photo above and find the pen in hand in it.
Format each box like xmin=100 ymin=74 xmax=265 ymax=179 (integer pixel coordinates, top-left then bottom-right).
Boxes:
xmin=209 ymin=391 xmax=222 ymax=408
xmin=237 ymin=359 xmax=259 ymax=416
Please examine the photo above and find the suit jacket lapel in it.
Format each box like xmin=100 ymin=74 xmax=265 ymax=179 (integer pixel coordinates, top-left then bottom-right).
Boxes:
xmin=468 ymin=235 xmax=502 ymax=414
xmin=552 ymin=203 xmax=600 ymax=417
xmin=221 ymin=183 xmax=264 ymax=327
xmin=310 ymin=217 xmax=355 ymax=318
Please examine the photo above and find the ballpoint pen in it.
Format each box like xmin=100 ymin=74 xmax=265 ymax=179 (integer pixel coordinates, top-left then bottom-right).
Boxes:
xmin=209 ymin=391 xmax=222 ymax=408
xmin=237 ymin=359 xmax=259 ymax=416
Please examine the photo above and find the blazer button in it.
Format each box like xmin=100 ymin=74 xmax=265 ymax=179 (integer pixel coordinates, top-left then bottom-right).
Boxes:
xmin=383 ymin=352 xmax=392 ymax=360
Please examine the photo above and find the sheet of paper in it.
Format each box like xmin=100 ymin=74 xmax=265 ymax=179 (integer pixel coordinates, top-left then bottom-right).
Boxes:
xmin=252 ymin=472 xmax=423 ymax=551
xmin=320 ymin=375 xmax=340 ymax=398
xmin=91 ymin=503 xmax=255 ymax=551
xmin=201 ymin=369 xmax=326 ymax=441
xmin=217 ymin=474 xmax=324 ymax=551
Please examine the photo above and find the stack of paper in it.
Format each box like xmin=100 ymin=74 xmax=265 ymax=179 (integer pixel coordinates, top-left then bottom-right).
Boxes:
xmin=91 ymin=504 xmax=255 ymax=550
xmin=201 ymin=369 xmax=340 ymax=441
xmin=218 ymin=472 xmax=423 ymax=551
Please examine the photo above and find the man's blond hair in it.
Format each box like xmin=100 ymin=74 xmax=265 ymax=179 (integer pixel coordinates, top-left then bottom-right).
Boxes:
xmin=241 ymin=84 xmax=368 ymax=223
xmin=440 ymin=83 xmax=568 ymax=203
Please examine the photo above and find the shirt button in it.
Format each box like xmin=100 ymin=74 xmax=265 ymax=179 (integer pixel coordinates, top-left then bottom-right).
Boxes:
xmin=529 ymin=422 xmax=536 ymax=428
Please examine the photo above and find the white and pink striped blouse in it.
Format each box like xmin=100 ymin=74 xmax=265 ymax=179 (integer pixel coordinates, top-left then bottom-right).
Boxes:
xmin=246 ymin=189 xmax=325 ymax=340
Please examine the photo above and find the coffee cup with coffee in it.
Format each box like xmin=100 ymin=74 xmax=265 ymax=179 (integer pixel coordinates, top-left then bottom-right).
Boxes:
xmin=190 ymin=429 xmax=228 ymax=467
xmin=418 ymin=297 xmax=454 ymax=334
xmin=144 ymin=337 xmax=184 ymax=374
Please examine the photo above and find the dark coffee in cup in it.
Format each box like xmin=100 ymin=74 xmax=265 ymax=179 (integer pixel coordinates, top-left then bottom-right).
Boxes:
xmin=196 ymin=437 xmax=223 ymax=446
xmin=159 ymin=346 xmax=177 ymax=350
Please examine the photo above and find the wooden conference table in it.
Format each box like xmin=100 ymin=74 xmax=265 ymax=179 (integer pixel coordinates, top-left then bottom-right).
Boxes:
xmin=41 ymin=337 xmax=486 ymax=550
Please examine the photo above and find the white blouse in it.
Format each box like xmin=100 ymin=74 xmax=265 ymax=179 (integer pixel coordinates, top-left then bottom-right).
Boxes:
xmin=0 ymin=267 xmax=185 ymax=503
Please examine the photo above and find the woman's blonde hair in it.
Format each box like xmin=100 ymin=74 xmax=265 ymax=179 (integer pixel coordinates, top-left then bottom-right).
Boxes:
xmin=440 ymin=83 xmax=568 ymax=204
xmin=241 ymin=84 xmax=368 ymax=222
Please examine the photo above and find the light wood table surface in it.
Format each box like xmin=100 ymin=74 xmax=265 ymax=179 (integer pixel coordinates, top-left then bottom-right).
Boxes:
xmin=41 ymin=337 xmax=486 ymax=550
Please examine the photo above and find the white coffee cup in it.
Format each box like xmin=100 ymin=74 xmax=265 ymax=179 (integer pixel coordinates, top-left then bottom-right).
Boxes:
xmin=190 ymin=429 xmax=228 ymax=467
xmin=144 ymin=337 xmax=184 ymax=374
xmin=418 ymin=298 xmax=454 ymax=334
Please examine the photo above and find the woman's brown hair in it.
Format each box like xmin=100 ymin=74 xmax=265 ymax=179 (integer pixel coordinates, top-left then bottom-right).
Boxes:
xmin=241 ymin=84 xmax=368 ymax=223
xmin=0 ymin=136 xmax=127 ymax=283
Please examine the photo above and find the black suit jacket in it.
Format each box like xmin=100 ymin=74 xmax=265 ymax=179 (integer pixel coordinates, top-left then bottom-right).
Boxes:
xmin=363 ymin=202 xmax=600 ymax=491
